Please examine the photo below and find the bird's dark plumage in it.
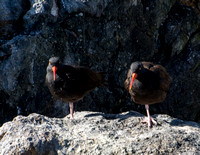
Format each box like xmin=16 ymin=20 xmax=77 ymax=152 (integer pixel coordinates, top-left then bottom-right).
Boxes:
xmin=46 ymin=57 xmax=106 ymax=118
xmin=125 ymin=61 xmax=171 ymax=127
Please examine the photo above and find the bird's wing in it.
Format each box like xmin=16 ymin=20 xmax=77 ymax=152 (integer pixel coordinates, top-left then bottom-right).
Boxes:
xmin=58 ymin=65 xmax=77 ymax=80
xmin=75 ymin=66 xmax=99 ymax=85
xmin=142 ymin=62 xmax=154 ymax=70
xmin=142 ymin=62 xmax=171 ymax=91
xmin=149 ymin=64 xmax=171 ymax=92
xmin=60 ymin=65 xmax=96 ymax=83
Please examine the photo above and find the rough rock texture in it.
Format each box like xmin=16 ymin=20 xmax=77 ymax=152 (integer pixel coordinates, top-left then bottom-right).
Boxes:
xmin=0 ymin=0 xmax=30 ymax=36
xmin=0 ymin=0 xmax=200 ymax=125
xmin=0 ymin=111 xmax=200 ymax=154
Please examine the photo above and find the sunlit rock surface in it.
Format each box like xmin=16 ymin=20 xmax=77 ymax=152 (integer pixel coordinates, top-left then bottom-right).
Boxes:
xmin=0 ymin=111 xmax=200 ymax=154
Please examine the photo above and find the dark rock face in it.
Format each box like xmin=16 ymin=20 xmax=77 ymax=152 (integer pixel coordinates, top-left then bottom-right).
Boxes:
xmin=0 ymin=0 xmax=200 ymax=125
xmin=0 ymin=0 xmax=30 ymax=37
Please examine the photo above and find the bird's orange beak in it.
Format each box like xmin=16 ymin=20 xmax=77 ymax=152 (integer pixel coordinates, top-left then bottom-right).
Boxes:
xmin=52 ymin=66 xmax=57 ymax=81
xmin=129 ymin=73 xmax=137 ymax=90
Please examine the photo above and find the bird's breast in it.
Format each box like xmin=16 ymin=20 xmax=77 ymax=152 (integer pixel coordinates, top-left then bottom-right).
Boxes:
xmin=132 ymin=80 xmax=143 ymax=90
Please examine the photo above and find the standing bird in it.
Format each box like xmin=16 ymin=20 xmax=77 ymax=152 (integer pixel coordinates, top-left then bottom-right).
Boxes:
xmin=125 ymin=61 xmax=171 ymax=128
xmin=46 ymin=57 xmax=106 ymax=119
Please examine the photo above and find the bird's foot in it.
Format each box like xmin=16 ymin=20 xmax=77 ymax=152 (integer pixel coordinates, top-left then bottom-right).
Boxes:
xmin=141 ymin=116 xmax=157 ymax=128
xmin=66 ymin=113 xmax=74 ymax=119
xmin=70 ymin=114 xmax=74 ymax=120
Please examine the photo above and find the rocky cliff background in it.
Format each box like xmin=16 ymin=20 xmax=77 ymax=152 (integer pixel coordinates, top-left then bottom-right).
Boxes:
xmin=0 ymin=0 xmax=200 ymax=125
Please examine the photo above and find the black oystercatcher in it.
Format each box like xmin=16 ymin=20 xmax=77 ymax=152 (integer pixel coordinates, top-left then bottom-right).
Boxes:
xmin=125 ymin=61 xmax=171 ymax=128
xmin=46 ymin=57 xmax=106 ymax=119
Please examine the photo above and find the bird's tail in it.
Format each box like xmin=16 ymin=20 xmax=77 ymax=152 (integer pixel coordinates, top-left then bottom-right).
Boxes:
xmin=96 ymin=72 xmax=108 ymax=87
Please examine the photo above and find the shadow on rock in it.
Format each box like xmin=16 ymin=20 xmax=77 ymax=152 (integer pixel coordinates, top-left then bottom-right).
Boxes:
xmin=85 ymin=110 xmax=144 ymax=121
xmin=170 ymin=118 xmax=200 ymax=129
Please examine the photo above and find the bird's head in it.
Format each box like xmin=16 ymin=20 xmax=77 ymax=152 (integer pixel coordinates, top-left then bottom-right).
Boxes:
xmin=129 ymin=61 xmax=144 ymax=90
xmin=48 ymin=57 xmax=61 ymax=81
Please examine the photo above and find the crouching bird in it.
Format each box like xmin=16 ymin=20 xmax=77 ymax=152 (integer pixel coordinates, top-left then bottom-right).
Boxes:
xmin=125 ymin=61 xmax=171 ymax=128
xmin=46 ymin=57 xmax=106 ymax=119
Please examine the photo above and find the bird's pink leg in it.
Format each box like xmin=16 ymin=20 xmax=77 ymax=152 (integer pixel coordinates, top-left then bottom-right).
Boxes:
xmin=141 ymin=104 xmax=157 ymax=128
xmin=69 ymin=102 xmax=74 ymax=119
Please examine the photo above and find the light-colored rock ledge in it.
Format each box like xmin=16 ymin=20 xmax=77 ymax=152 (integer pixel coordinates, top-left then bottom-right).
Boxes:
xmin=0 ymin=111 xmax=200 ymax=154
